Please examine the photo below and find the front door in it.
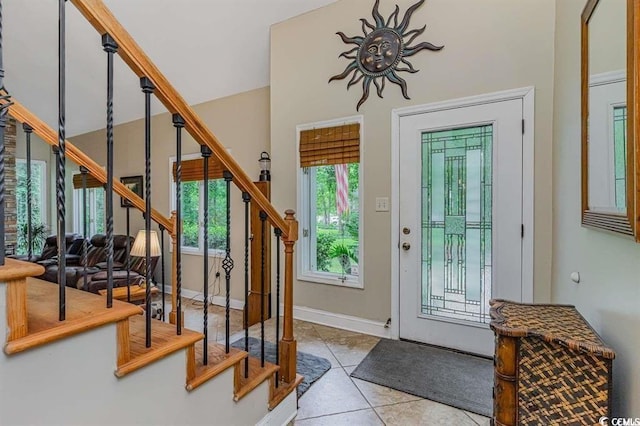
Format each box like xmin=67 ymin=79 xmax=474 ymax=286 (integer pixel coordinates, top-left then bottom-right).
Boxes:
xmin=398 ymin=97 xmax=525 ymax=356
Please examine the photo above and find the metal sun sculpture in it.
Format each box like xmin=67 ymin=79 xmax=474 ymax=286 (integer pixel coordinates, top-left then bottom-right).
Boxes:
xmin=329 ymin=0 xmax=443 ymax=110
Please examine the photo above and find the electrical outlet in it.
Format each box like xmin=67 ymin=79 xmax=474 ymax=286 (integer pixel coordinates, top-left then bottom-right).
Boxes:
xmin=375 ymin=197 xmax=389 ymax=212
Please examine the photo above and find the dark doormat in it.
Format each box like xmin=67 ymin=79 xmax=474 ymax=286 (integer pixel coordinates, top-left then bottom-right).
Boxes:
xmin=350 ymin=338 xmax=493 ymax=417
xmin=231 ymin=337 xmax=331 ymax=397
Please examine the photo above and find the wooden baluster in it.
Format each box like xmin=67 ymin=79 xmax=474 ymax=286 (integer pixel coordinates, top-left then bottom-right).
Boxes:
xmin=280 ymin=210 xmax=298 ymax=383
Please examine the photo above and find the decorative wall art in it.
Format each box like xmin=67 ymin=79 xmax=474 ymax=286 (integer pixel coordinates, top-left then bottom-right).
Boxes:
xmin=329 ymin=0 xmax=444 ymax=110
xmin=120 ymin=175 xmax=143 ymax=207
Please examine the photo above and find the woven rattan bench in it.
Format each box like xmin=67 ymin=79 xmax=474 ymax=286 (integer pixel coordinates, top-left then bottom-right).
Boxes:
xmin=489 ymin=299 xmax=615 ymax=426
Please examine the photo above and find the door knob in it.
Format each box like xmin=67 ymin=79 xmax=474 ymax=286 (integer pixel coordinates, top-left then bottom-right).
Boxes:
xmin=402 ymin=242 xmax=411 ymax=251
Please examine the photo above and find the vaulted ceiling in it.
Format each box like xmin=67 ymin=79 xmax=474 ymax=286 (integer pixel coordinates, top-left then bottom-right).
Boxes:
xmin=4 ymin=0 xmax=337 ymax=136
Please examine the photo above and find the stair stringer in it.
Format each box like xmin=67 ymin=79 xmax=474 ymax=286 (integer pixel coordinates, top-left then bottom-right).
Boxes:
xmin=0 ymin=283 xmax=287 ymax=425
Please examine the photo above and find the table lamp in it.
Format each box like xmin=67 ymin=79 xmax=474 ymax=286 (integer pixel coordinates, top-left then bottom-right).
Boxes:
xmin=130 ymin=229 xmax=161 ymax=286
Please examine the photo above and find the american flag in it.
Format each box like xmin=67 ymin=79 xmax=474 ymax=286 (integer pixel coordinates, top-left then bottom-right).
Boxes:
xmin=335 ymin=164 xmax=349 ymax=215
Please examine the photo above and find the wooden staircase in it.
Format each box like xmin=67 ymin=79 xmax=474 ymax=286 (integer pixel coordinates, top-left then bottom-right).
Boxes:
xmin=1 ymin=260 xmax=299 ymax=424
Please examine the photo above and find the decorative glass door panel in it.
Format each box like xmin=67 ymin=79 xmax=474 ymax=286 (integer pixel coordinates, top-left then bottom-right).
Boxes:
xmin=421 ymin=126 xmax=493 ymax=325
xmin=398 ymin=96 xmax=525 ymax=356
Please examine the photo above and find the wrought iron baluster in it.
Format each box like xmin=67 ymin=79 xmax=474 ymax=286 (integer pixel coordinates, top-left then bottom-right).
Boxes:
xmin=259 ymin=210 xmax=267 ymax=368
xmin=23 ymin=124 xmax=33 ymax=260
xmin=159 ymin=225 xmax=166 ymax=322
xmin=57 ymin=0 xmax=67 ymax=320
xmin=222 ymin=171 xmax=234 ymax=353
xmin=140 ymin=76 xmax=155 ymax=347
xmin=274 ymin=227 xmax=282 ymax=387
xmin=80 ymin=166 xmax=89 ymax=291
xmin=125 ymin=205 xmax=131 ymax=302
xmin=172 ymin=113 xmax=185 ymax=336
xmin=102 ymin=33 xmax=117 ymax=309
xmin=201 ymin=144 xmax=212 ymax=365
xmin=242 ymin=191 xmax=250 ymax=378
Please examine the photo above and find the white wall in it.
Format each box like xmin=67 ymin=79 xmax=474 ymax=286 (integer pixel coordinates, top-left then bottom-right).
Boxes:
xmin=271 ymin=0 xmax=556 ymax=322
xmin=552 ymin=0 xmax=640 ymax=416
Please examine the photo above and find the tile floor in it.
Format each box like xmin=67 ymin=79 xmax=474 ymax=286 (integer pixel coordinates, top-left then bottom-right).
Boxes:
xmin=158 ymin=296 xmax=490 ymax=425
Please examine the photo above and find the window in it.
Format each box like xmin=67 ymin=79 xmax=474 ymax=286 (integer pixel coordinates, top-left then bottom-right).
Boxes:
xmin=15 ymin=159 xmax=47 ymax=254
xmin=613 ymin=106 xmax=627 ymax=210
xmin=72 ymin=173 xmax=105 ymax=237
xmin=170 ymin=154 xmax=228 ymax=254
xmin=298 ymin=119 xmax=362 ymax=288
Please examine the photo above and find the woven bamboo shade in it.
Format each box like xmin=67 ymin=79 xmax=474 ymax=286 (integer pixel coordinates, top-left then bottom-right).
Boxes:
xmin=299 ymin=123 xmax=360 ymax=167
xmin=172 ymin=157 xmax=226 ymax=182
xmin=72 ymin=173 xmax=104 ymax=189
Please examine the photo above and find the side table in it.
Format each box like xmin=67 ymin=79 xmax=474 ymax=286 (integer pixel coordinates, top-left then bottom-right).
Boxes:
xmin=490 ymin=299 xmax=615 ymax=425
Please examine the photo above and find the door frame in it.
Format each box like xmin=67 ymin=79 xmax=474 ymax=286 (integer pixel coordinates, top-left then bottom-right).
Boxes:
xmin=390 ymin=87 xmax=535 ymax=340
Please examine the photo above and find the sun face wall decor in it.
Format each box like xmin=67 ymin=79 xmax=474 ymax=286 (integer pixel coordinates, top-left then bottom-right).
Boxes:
xmin=329 ymin=0 xmax=444 ymax=110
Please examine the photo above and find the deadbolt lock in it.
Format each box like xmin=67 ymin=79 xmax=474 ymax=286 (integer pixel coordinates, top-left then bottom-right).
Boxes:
xmin=402 ymin=227 xmax=411 ymax=235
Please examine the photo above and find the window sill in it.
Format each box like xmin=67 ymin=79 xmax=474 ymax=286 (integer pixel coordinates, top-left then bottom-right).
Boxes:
xmin=297 ymin=272 xmax=363 ymax=289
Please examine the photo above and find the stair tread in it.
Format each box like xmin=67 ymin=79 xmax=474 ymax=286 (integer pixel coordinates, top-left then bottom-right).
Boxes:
xmin=269 ymin=374 xmax=304 ymax=410
xmin=115 ymin=315 xmax=203 ymax=377
xmin=186 ymin=341 xmax=248 ymax=391
xmin=4 ymin=277 xmax=142 ymax=355
xmin=0 ymin=258 xmax=44 ymax=281
xmin=234 ymin=355 xmax=280 ymax=402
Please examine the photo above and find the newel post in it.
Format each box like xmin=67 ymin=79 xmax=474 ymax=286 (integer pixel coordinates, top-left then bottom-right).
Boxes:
xmin=280 ymin=209 xmax=298 ymax=383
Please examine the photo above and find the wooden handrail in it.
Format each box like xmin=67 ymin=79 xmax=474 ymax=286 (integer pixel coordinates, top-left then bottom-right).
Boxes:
xmin=71 ymin=0 xmax=290 ymax=239
xmin=5 ymin=98 xmax=174 ymax=233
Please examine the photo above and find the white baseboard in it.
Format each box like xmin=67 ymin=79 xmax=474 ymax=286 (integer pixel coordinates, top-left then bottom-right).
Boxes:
xmin=162 ymin=285 xmax=244 ymax=311
xmin=164 ymin=286 xmax=389 ymax=339
xmin=256 ymin=391 xmax=297 ymax=426
xmin=287 ymin=304 xmax=391 ymax=339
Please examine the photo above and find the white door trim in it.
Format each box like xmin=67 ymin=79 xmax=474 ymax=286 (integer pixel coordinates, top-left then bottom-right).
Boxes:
xmin=390 ymin=87 xmax=535 ymax=340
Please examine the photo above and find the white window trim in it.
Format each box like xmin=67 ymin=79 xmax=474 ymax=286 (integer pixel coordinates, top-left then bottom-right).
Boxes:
xmin=16 ymin=158 xmax=48 ymax=225
xmin=296 ymin=115 xmax=365 ymax=289
xmin=168 ymin=153 xmax=226 ymax=257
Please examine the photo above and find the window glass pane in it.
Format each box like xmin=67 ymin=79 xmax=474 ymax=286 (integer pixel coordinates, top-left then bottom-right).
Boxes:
xmin=311 ymin=163 xmax=359 ymax=278
xmin=613 ymin=106 xmax=627 ymax=210
xmin=93 ymin=187 xmax=106 ymax=235
xmin=15 ymin=161 xmax=46 ymax=254
xmin=181 ymin=181 xmax=200 ymax=248
xmin=206 ymin=179 xmax=227 ymax=251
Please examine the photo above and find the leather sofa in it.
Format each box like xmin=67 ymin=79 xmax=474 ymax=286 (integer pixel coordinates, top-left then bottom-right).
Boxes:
xmin=10 ymin=233 xmax=84 ymax=263
xmin=38 ymin=234 xmax=156 ymax=293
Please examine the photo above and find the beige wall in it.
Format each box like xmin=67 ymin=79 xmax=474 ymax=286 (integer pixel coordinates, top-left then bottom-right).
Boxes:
xmin=70 ymin=87 xmax=270 ymax=298
xmin=271 ymin=0 xmax=555 ymax=322
xmin=553 ymin=0 xmax=639 ymax=416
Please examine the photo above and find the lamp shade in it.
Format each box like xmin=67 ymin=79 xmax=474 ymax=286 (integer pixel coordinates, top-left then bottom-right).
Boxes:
xmin=130 ymin=230 xmax=161 ymax=258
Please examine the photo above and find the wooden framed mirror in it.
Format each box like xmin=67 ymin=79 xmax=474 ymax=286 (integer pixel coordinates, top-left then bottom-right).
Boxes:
xmin=581 ymin=0 xmax=640 ymax=238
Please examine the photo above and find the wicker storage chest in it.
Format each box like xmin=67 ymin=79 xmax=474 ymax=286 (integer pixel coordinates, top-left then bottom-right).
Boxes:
xmin=489 ymin=300 xmax=615 ymax=426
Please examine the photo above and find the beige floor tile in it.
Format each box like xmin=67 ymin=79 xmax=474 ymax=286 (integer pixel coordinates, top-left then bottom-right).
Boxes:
xmin=297 ymin=339 xmax=341 ymax=368
xmin=375 ymin=399 xmax=478 ymax=426
xmin=296 ymin=368 xmax=370 ymax=420
xmin=464 ymin=411 xmax=491 ymax=425
xmin=352 ymin=377 xmax=422 ymax=407
xmin=294 ymin=409 xmax=384 ymax=426
xmin=324 ymin=334 xmax=379 ymax=367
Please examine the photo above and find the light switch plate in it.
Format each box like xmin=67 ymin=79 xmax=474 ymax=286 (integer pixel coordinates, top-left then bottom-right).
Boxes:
xmin=375 ymin=197 xmax=390 ymax=212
